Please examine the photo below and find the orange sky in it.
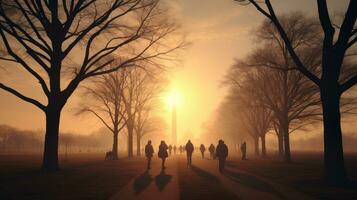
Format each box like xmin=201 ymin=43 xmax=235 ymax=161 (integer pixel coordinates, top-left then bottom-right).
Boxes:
xmin=0 ymin=0 xmax=354 ymax=140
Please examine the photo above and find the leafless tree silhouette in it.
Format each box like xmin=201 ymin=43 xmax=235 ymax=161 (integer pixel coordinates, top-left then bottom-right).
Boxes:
xmin=228 ymin=85 xmax=272 ymax=157
xmin=236 ymin=0 xmax=357 ymax=183
xmin=77 ymin=71 xmax=127 ymax=160
xmin=119 ymin=67 xmax=164 ymax=157
xmin=227 ymin=13 xmax=322 ymax=161
xmin=0 ymin=0 xmax=183 ymax=172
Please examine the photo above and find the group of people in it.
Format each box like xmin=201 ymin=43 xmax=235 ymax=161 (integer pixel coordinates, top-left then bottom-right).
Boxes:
xmin=166 ymin=144 xmax=187 ymax=155
xmin=144 ymin=139 xmax=229 ymax=173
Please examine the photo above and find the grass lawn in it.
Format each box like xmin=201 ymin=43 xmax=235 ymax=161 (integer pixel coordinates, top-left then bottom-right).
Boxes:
xmin=227 ymin=152 xmax=357 ymax=200
xmin=0 ymin=153 xmax=145 ymax=200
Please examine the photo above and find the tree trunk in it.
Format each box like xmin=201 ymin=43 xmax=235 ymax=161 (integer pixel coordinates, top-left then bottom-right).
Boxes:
xmin=277 ymin=133 xmax=284 ymax=157
xmin=283 ymin=133 xmax=291 ymax=162
xmin=127 ymin=126 xmax=134 ymax=158
xmin=321 ymin=85 xmax=347 ymax=183
xmin=42 ymin=105 xmax=62 ymax=172
xmin=281 ymin=116 xmax=291 ymax=162
xmin=136 ymin=132 xmax=141 ymax=156
xmin=112 ymin=132 xmax=119 ymax=160
xmin=254 ymin=137 xmax=259 ymax=157
xmin=261 ymin=135 xmax=267 ymax=158
xmin=281 ymin=67 xmax=291 ymax=162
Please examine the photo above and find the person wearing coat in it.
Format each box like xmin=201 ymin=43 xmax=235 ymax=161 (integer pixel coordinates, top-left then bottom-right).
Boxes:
xmin=209 ymin=144 xmax=215 ymax=159
xmin=199 ymin=144 xmax=206 ymax=158
xmin=145 ymin=140 xmax=154 ymax=170
xmin=185 ymin=140 xmax=194 ymax=165
xmin=216 ymin=139 xmax=228 ymax=173
xmin=158 ymin=140 xmax=169 ymax=170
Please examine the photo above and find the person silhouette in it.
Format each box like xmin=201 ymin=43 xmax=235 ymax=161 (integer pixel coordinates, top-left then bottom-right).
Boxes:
xmin=241 ymin=141 xmax=247 ymax=160
xmin=168 ymin=145 xmax=172 ymax=156
xmin=158 ymin=141 xmax=169 ymax=170
xmin=173 ymin=145 xmax=177 ymax=154
xmin=145 ymin=140 xmax=154 ymax=170
xmin=199 ymin=144 xmax=206 ymax=158
xmin=216 ymin=139 xmax=228 ymax=173
xmin=209 ymin=144 xmax=215 ymax=159
xmin=185 ymin=140 xmax=194 ymax=165
xmin=179 ymin=145 xmax=183 ymax=154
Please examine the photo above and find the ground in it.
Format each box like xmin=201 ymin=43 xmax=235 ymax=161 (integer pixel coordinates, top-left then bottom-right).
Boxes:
xmin=1 ymin=152 xmax=357 ymax=200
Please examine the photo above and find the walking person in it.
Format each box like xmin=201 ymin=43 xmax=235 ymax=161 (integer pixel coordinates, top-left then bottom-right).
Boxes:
xmin=145 ymin=140 xmax=154 ymax=170
xmin=199 ymin=144 xmax=206 ymax=158
xmin=209 ymin=144 xmax=215 ymax=159
xmin=158 ymin=141 xmax=169 ymax=170
xmin=185 ymin=140 xmax=194 ymax=165
xmin=216 ymin=140 xmax=228 ymax=173
xmin=241 ymin=141 xmax=247 ymax=160
xmin=173 ymin=145 xmax=177 ymax=154
xmin=168 ymin=144 xmax=172 ymax=156
xmin=179 ymin=145 xmax=183 ymax=154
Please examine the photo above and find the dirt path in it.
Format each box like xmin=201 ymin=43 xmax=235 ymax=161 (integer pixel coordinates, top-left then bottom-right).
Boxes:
xmin=108 ymin=157 xmax=179 ymax=200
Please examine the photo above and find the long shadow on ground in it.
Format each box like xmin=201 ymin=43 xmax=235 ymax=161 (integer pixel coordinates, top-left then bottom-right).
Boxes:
xmin=155 ymin=169 xmax=172 ymax=191
xmin=223 ymin=168 xmax=286 ymax=199
xmin=191 ymin=165 xmax=220 ymax=183
xmin=133 ymin=171 xmax=153 ymax=194
xmin=178 ymin=162 xmax=239 ymax=200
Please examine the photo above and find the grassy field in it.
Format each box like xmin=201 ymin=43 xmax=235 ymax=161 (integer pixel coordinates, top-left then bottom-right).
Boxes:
xmin=227 ymin=152 xmax=357 ymax=200
xmin=2 ymin=152 xmax=357 ymax=200
xmin=0 ymin=153 xmax=145 ymax=200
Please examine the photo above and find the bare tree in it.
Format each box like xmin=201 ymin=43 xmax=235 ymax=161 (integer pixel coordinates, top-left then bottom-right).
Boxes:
xmin=0 ymin=125 xmax=12 ymax=152
xmin=236 ymin=0 xmax=357 ymax=183
xmin=229 ymin=13 xmax=322 ymax=161
xmin=225 ymin=79 xmax=272 ymax=157
xmin=77 ymin=71 xmax=127 ymax=160
xmin=119 ymin=67 xmax=163 ymax=157
xmin=0 ymin=0 xmax=183 ymax=172
xmin=60 ymin=133 xmax=73 ymax=161
xmin=79 ymin=66 xmax=164 ymax=158
xmin=131 ymin=69 xmax=163 ymax=156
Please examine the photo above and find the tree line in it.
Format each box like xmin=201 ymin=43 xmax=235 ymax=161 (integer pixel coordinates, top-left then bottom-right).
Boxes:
xmin=0 ymin=125 xmax=114 ymax=153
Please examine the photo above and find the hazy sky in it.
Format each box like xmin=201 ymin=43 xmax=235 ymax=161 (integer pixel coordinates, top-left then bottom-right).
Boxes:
xmin=0 ymin=0 xmax=353 ymax=139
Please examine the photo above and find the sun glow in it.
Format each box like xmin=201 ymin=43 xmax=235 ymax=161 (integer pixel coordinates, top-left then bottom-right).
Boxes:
xmin=166 ymin=89 xmax=182 ymax=109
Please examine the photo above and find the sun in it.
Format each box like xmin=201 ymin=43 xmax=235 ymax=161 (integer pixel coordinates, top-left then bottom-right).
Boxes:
xmin=166 ymin=89 xmax=182 ymax=108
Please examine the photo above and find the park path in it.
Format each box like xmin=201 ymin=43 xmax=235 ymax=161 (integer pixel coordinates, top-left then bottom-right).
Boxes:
xmin=108 ymin=156 xmax=180 ymax=200
xmin=109 ymin=154 xmax=316 ymax=200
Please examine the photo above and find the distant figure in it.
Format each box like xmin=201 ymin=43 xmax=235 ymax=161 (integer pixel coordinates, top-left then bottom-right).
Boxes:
xmin=145 ymin=140 xmax=154 ymax=170
xmin=185 ymin=140 xmax=194 ymax=165
xmin=241 ymin=141 xmax=247 ymax=160
xmin=216 ymin=140 xmax=228 ymax=173
xmin=173 ymin=145 xmax=177 ymax=154
xmin=199 ymin=144 xmax=206 ymax=158
xmin=105 ymin=151 xmax=113 ymax=160
xmin=168 ymin=145 xmax=172 ymax=156
xmin=158 ymin=141 xmax=169 ymax=170
xmin=179 ymin=145 xmax=183 ymax=154
xmin=209 ymin=144 xmax=215 ymax=159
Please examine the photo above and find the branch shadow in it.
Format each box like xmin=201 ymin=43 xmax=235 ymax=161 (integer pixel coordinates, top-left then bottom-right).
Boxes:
xmin=155 ymin=169 xmax=172 ymax=191
xmin=133 ymin=170 xmax=152 ymax=194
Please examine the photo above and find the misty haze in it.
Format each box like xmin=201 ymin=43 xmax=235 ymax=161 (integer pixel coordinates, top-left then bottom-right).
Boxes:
xmin=0 ymin=0 xmax=357 ymax=200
